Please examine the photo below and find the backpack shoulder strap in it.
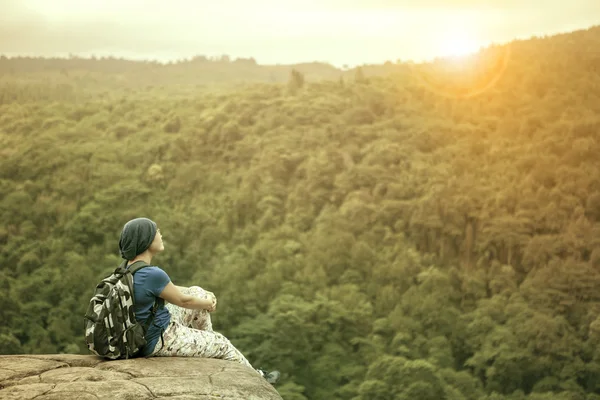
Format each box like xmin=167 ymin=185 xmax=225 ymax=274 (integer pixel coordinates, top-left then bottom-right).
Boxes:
xmin=125 ymin=260 xmax=161 ymax=340
xmin=127 ymin=260 xmax=151 ymax=275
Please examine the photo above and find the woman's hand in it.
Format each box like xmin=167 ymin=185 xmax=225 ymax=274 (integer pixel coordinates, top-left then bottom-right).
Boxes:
xmin=206 ymin=292 xmax=217 ymax=312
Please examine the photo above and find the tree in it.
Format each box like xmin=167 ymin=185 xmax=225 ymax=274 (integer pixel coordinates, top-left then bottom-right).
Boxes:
xmin=355 ymin=67 xmax=367 ymax=83
xmin=288 ymin=69 xmax=305 ymax=94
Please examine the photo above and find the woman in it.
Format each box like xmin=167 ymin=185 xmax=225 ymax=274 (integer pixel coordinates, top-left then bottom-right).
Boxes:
xmin=118 ymin=217 xmax=280 ymax=384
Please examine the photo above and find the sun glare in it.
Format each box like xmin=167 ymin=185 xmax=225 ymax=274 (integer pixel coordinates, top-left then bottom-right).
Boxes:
xmin=437 ymin=29 xmax=481 ymax=58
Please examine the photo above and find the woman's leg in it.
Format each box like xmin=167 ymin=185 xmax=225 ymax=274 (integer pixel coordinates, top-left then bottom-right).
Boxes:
xmin=154 ymin=287 xmax=280 ymax=384
xmin=166 ymin=286 xmax=213 ymax=331
xmin=152 ymin=320 xmax=254 ymax=369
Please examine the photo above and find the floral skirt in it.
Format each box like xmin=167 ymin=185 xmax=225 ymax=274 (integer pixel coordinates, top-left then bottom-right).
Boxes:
xmin=149 ymin=286 xmax=253 ymax=369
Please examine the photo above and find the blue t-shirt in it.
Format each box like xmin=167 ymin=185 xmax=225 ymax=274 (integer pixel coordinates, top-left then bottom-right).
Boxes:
xmin=128 ymin=265 xmax=172 ymax=356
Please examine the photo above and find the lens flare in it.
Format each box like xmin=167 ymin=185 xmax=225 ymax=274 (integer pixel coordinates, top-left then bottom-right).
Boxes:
xmin=413 ymin=43 xmax=512 ymax=99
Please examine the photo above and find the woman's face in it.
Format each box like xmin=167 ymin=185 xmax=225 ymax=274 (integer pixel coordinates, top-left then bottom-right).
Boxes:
xmin=149 ymin=228 xmax=165 ymax=254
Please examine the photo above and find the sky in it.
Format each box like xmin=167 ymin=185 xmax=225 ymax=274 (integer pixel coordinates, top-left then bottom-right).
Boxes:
xmin=0 ymin=0 xmax=599 ymax=66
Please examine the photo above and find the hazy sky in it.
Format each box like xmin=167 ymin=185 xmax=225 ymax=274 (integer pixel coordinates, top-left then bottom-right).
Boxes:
xmin=1 ymin=0 xmax=599 ymax=66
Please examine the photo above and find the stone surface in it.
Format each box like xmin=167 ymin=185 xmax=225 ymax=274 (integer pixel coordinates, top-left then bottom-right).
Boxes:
xmin=0 ymin=355 xmax=283 ymax=400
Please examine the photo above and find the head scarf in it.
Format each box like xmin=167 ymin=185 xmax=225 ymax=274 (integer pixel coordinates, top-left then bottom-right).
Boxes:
xmin=118 ymin=217 xmax=157 ymax=260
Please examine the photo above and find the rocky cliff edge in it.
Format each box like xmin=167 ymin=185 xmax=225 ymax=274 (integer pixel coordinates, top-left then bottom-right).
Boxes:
xmin=0 ymin=354 xmax=283 ymax=400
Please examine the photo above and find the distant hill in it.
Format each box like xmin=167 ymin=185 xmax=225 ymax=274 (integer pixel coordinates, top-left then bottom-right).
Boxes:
xmin=1 ymin=25 xmax=599 ymax=102
xmin=1 ymin=25 xmax=598 ymax=84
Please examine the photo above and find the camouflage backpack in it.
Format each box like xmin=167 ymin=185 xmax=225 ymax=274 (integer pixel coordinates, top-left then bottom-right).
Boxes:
xmin=84 ymin=260 xmax=158 ymax=359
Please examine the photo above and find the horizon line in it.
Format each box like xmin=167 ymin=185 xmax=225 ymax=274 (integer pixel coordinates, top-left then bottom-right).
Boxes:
xmin=1 ymin=24 xmax=597 ymax=69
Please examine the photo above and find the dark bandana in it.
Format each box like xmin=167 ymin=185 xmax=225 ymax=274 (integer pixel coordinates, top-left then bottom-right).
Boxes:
xmin=118 ymin=217 xmax=157 ymax=260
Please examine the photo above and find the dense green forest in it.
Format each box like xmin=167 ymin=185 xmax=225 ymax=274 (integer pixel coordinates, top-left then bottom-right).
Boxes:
xmin=1 ymin=25 xmax=600 ymax=400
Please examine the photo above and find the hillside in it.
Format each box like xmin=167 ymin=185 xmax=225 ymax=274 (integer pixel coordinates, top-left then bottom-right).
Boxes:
xmin=1 ymin=25 xmax=600 ymax=400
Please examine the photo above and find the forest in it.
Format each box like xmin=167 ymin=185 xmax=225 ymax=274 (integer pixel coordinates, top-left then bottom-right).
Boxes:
xmin=1 ymin=25 xmax=600 ymax=400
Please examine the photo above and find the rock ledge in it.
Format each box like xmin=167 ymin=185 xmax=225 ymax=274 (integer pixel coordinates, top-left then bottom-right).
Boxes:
xmin=0 ymin=354 xmax=283 ymax=400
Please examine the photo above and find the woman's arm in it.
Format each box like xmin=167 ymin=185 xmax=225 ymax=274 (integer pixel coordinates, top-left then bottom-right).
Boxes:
xmin=159 ymin=282 xmax=216 ymax=311
xmin=174 ymin=285 xmax=217 ymax=303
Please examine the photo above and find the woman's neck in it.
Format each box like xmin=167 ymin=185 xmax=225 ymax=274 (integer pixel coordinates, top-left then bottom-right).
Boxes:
xmin=127 ymin=252 xmax=153 ymax=266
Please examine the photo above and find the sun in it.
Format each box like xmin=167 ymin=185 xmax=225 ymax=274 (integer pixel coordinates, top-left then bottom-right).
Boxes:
xmin=437 ymin=29 xmax=481 ymax=58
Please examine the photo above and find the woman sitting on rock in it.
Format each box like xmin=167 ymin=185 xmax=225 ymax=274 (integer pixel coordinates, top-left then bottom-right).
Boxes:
xmin=118 ymin=217 xmax=280 ymax=385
